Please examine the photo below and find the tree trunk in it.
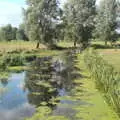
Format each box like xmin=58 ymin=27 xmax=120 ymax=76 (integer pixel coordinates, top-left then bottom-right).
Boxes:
xmin=74 ymin=40 xmax=77 ymax=47
xmin=36 ymin=42 xmax=40 ymax=49
xmin=105 ymin=41 xmax=107 ymax=46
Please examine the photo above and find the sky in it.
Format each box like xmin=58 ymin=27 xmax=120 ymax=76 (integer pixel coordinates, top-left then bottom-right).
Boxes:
xmin=0 ymin=0 xmax=101 ymax=27
xmin=0 ymin=0 xmax=25 ymax=27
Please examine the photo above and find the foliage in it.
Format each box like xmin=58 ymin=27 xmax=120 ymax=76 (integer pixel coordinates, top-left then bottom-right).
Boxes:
xmin=0 ymin=24 xmax=28 ymax=41
xmin=83 ymin=49 xmax=120 ymax=114
xmin=94 ymin=0 xmax=118 ymax=45
xmin=25 ymin=106 xmax=68 ymax=120
xmin=24 ymin=0 xmax=62 ymax=47
xmin=0 ymin=24 xmax=16 ymax=41
xmin=2 ymin=53 xmax=25 ymax=66
xmin=0 ymin=60 xmax=7 ymax=70
xmin=64 ymin=0 xmax=96 ymax=47
xmin=16 ymin=24 xmax=28 ymax=41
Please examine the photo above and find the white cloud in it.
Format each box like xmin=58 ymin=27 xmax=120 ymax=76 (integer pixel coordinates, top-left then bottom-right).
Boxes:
xmin=0 ymin=1 xmax=24 ymax=27
xmin=0 ymin=103 xmax=35 ymax=120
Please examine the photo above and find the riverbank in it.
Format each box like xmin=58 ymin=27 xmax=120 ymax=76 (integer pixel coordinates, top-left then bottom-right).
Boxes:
xmin=74 ymin=53 xmax=119 ymax=120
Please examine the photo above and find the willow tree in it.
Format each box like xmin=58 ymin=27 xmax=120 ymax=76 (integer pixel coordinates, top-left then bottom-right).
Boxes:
xmin=64 ymin=0 xmax=96 ymax=48
xmin=24 ymin=0 xmax=61 ymax=48
xmin=94 ymin=0 xmax=118 ymax=45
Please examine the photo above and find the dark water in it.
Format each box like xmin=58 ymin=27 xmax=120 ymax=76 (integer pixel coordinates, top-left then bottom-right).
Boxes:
xmin=0 ymin=51 xmax=79 ymax=120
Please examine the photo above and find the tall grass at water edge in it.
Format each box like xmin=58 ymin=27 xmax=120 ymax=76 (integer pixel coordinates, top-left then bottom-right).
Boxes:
xmin=83 ymin=49 xmax=120 ymax=115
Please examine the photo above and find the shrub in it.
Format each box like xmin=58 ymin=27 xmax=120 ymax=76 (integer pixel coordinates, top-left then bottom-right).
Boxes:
xmin=3 ymin=53 xmax=25 ymax=66
xmin=0 ymin=60 xmax=7 ymax=70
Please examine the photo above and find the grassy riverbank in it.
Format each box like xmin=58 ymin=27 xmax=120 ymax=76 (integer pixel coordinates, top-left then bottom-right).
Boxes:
xmin=0 ymin=42 xmax=63 ymax=79
xmin=73 ymin=53 xmax=119 ymax=120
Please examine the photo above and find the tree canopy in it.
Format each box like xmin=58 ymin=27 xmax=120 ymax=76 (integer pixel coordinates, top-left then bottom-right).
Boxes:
xmin=94 ymin=0 xmax=118 ymax=45
xmin=64 ymin=0 xmax=96 ymax=47
xmin=24 ymin=0 xmax=62 ymax=48
xmin=0 ymin=24 xmax=28 ymax=41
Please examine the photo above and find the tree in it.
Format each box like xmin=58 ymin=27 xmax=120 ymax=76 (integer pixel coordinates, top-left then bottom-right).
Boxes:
xmin=16 ymin=24 xmax=28 ymax=41
xmin=64 ymin=0 xmax=96 ymax=48
xmin=0 ymin=24 xmax=18 ymax=41
xmin=12 ymin=27 xmax=18 ymax=40
xmin=24 ymin=0 xmax=61 ymax=48
xmin=94 ymin=0 xmax=118 ymax=45
xmin=0 ymin=24 xmax=13 ymax=41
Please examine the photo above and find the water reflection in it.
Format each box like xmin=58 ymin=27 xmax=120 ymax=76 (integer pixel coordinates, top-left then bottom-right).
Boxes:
xmin=1 ymin=79 xmax=8 ymax=87
xmin=0 ymin=72 xmax=35 ymax=120
xmin=0 ymin=51 xmax=80 ymax=120
xmin=25 ymin=52 xmax=79 ymax=108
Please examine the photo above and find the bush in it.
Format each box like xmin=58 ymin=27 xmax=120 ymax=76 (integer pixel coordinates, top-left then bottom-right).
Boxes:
xmin=3 ymin=53 xmax=25 ymax=66
xmin=0 ymin=60 xmax=7 ymax=70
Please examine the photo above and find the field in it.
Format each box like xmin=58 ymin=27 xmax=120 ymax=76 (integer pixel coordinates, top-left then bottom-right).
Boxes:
xmin=0 ymin=41 xmax=46 ymax=53
xmin=59 ymin=40 xmax=120 ymax=72
xmin=92 ymin=41 xmax=120 ymax=71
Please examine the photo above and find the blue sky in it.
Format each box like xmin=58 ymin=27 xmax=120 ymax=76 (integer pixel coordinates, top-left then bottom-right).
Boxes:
xmin=0 ymin=0 xmax=25 ymax=27
xmin=0 ymin=0 xmax=100 ymax=27
xmin=3 ymin=0 xmax=25 ymax=4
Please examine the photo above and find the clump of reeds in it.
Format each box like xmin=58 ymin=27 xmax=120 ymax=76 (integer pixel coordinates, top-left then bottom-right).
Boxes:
xmin=83 ymin=49 xmax=120 ymax=114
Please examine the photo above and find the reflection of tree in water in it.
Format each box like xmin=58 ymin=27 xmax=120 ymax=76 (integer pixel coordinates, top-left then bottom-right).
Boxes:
xmin=25 ymin=52 xmax=80 ymax=108
xmin=0 ymin=79 xmax=8 ymax=87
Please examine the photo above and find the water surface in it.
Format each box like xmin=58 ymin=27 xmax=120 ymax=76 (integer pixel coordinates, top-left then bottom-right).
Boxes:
xmin=0 ymin=52 xmax=78 ymax=120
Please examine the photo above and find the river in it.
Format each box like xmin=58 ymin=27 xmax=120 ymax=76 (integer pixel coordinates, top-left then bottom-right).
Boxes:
xmin=0 ymin=51 xmax=119 ymax=120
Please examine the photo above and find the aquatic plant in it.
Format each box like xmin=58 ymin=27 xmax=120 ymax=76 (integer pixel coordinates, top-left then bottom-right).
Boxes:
xmin=25 ymin=106 xmax=69 ymax=120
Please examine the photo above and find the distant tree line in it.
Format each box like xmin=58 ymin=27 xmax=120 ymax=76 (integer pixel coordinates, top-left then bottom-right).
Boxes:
xmin=0 ymin=24 xmax=28 ymax=41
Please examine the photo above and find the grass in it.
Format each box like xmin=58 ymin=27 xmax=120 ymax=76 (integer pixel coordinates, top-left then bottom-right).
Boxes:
xmin=98 ymin=49 xmax=120 ymax=71
xmin=57 ymin=41 xmax=75 ymax=48
xmin=58 ymin=40 xmax=120 ymax=72
xmin=0 ymin=72 xmax=9 ymax=80
xmin=8 ymin=66 xmax=28 ymax=72
xmin=0 ymin=40 xmax=46 ymax=53
xmin=92 ymin=41 xmax=120 ymax=71
xmin=0 ymin=40 xmax=120 ymax=71
xmin=74 ymin=53 xmax=119 ymax=120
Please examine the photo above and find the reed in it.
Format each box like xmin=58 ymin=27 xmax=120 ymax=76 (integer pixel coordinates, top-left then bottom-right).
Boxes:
xmin=83 ymin=49 xmax=120 ymax=115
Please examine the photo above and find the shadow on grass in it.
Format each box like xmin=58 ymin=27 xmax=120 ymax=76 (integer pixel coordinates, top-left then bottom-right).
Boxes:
xmin=48 ymin=44 xmax=78 ymax=51
xmin=91 ymin=44 xmax=114 ymax=49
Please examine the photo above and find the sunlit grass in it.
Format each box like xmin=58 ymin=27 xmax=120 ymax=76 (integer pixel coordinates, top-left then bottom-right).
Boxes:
xmin=57 ymin=41 xmax=74 ymax=48
xmin=98 ymin=49 xmax=120 ymax=71
xmin=0 ymin=40 xmax=46 ymax=53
